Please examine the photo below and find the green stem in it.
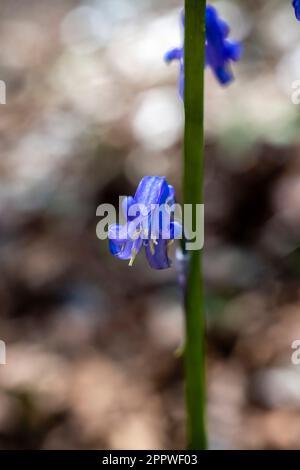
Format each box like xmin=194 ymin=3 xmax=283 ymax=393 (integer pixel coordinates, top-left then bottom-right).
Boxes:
xmin=183 ymin=0 xmax=207 ymax=450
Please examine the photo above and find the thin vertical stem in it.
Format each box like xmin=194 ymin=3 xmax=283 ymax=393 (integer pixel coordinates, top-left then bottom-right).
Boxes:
xmin=183 ymin=0 xmax=207 ymax=450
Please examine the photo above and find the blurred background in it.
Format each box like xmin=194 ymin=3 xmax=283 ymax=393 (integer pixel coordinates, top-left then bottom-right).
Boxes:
xmin=0 ymin=0 xmax=300 ymax=450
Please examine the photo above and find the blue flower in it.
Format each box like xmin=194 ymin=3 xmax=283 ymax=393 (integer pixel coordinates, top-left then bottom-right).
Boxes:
xmin=108 ymin=176 xmax=181 ymax=269
xmin=293 ymin=0 xmax=300 ymax=20
xmin=206 ymin=5 xmax=242 ymax=84
xmin=165 ymin=5 xmax=242 ymax=96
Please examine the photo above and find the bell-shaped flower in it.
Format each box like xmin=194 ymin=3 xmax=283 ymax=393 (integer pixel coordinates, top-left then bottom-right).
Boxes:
xmin=164 ymin=5 xmax=242 ymax=96
xmin=108 ymin=176 xmax=182 ymax=269
xmin=205 ymin=5 xmax=242 ymax=85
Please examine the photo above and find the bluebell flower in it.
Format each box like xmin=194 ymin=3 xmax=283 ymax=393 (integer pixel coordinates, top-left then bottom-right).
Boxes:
xmin=293 ymin=0 xmax=300 ymax=20
xmin=206 ymin=5 xmax=242 ymax=84
xmin=108 ymin=176 xmax=181 ymax=269
xmin=165 ymin=5 xmax=242 ymax=96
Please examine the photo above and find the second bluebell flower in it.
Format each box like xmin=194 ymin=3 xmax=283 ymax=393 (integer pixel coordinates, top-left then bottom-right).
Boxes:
xmin=165 ymin=4 xmax=242 ymax=96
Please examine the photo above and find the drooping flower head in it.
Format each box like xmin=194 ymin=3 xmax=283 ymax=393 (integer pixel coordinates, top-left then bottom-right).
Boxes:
xmin=293 ymin=0 xmax=300 ymax=20
xmin=108 ymin=176 xmax=181 ymax=269
xmin=165 ymin=5 xmax=242 ymax=96
xmin=205 ymin=5 xmax=242 ymax=85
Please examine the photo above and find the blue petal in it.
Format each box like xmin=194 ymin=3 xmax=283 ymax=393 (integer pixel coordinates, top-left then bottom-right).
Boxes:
xmin=108 ymin=224 xmax=128 ymax=243
xmin=135 ymin=177 xmax=174 ymax=240
xmin=164 ymin=48 xmax=183 ymax=63
xmin=293 ymin=0 xmax=300 ymax=21
xmin=108 ymin=224 xmax=133 ymax=260
xmin=219 ymin=19 xmax=230 ymax=38
xmin=206 ymin=5 xmax=218 ymax=29
xmin=167 ymin=184 xmax=175 ymax=205
xmin=214 ymin=66 xmax=234 ymax=85
xmin=134 ymin=176 xmax=170 ymax=207
xmin=109 ymin=238 xmax=133 ymax=260
xmin=158 ymin=220 xmax=182 ymax=240
xmin=226 ymin=42 xmax=243 ymax=62
xmin=108 ymin=223 xmax=143 ymax=261
xmin=145 ymin=239 xmax=171 ymax=270
xmin=170 ymin=221 xmax=182 ymax=239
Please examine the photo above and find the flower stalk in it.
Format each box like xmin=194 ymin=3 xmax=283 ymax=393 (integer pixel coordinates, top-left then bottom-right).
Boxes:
xmin=183 ymin=0 xmax=207 ymax=450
